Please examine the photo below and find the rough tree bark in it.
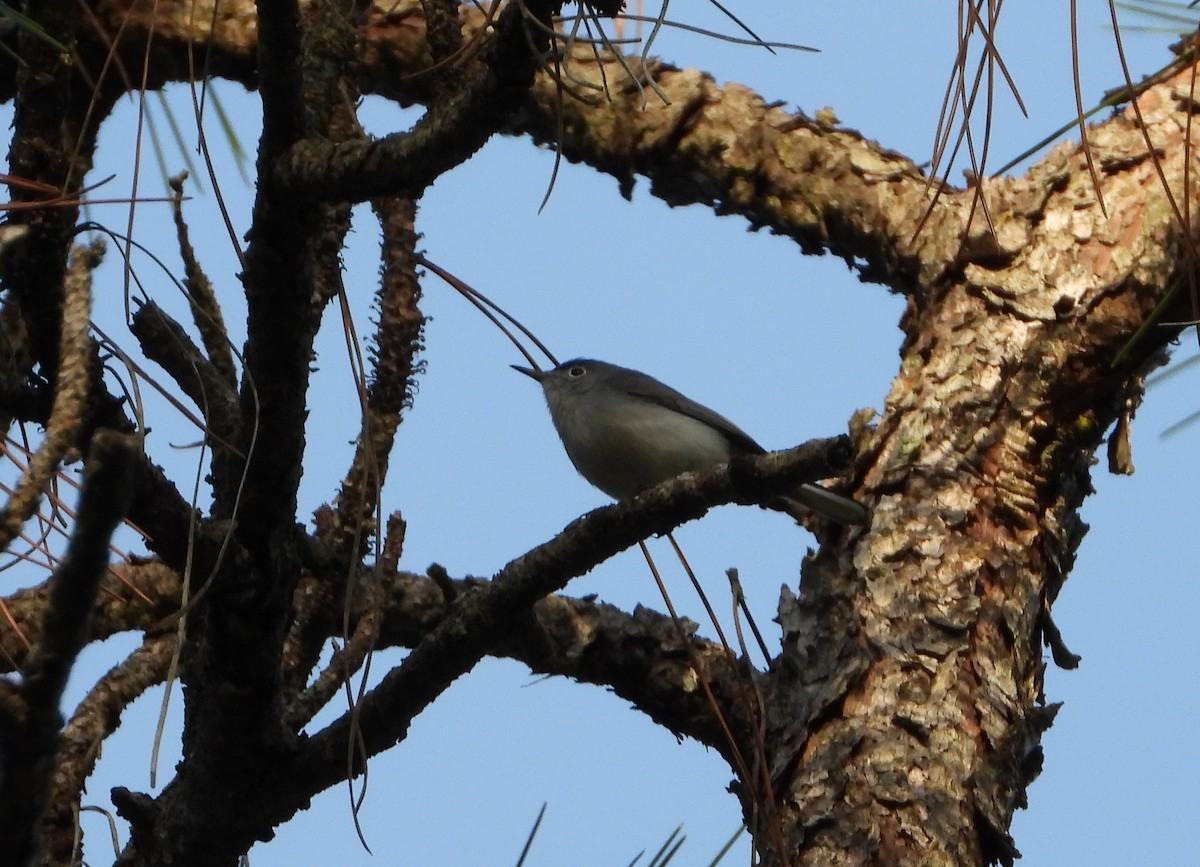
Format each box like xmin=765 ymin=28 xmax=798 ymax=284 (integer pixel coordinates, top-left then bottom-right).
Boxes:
xmin=0 ymin=2 xmax=1195 ymax=866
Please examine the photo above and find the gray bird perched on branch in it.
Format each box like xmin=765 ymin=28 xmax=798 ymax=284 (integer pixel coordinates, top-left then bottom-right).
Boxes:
xmin=513 ymin=359 xmax=866 ymax=526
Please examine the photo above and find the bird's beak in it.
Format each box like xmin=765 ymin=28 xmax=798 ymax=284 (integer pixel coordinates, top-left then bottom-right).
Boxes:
xmin=511 ymin=364 xmax=546 ymax=382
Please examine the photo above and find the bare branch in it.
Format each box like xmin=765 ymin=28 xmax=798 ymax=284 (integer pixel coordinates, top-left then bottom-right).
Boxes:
xmin=39 ymin=634 xmax=176 ymax=865
xmin=0 ymin=429 xmax=138 ymax=866
xmin=129 ymin=300 xmax=240 ymax=442
xmin=0 ymin=241 xmax=102 ymax=549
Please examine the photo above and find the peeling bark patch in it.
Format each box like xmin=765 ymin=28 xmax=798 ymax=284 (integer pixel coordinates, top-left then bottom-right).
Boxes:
xmin=797 ymin=73 xmax=1196 ymax=855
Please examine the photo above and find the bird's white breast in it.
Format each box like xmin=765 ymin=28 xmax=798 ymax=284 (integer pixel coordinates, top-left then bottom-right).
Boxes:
xmin=546 ymin=392 xmax=732 ymax=500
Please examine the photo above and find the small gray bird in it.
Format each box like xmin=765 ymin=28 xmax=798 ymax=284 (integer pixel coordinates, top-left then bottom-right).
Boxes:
xmin=514 ymin=359 xmax=866 ymax=526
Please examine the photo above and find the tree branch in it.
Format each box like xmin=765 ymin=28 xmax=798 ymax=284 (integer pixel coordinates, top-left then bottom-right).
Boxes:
xmin=129 ymin=300 xmax=241 ymax=443
xmin=112 ymin=436 xmax=852 ymax=861
xmin=38 ymin=633 xmax=177 ymax=865
xmin=274 ymin=0 xmax=557 ymax=200
xmin=296 ymin=438 xmax=850 ymax=789
xmin=0 ymin=430 xmax=137 ymax=867
xmin=0 ymin=240 xmax=101 ymax=549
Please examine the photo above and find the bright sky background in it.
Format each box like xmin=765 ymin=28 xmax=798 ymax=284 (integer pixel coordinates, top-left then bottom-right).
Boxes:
xmin=3 ymin=2 xmax=1198 ymax=865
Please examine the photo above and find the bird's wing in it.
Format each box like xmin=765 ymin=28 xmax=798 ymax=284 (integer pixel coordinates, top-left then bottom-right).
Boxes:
xmin=625 ymin=378 xmax=766 ymax=455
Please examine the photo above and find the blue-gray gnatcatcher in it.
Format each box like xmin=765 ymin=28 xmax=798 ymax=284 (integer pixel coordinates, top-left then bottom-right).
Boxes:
xmin=514 ymin=359 xmax=866 ymax=526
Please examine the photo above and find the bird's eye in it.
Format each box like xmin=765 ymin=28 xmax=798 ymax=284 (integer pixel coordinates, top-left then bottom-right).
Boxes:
xmin=567 ymin=365 xmax=586 ymax=378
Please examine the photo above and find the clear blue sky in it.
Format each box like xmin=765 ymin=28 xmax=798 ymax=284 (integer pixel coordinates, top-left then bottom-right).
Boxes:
xmin=5 ymin=2 xmax=1197 ymax=864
